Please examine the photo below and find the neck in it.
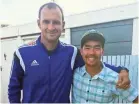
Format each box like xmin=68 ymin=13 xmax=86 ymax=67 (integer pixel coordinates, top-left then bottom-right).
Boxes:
xmin=85 ymin=62 xmax=102 ymax=77
xmin=40 ymin=36 xmax=58 ymax=51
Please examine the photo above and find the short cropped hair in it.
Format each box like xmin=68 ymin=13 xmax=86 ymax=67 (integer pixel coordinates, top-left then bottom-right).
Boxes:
xmin=38 ymin=2 xmax=64 ymax=21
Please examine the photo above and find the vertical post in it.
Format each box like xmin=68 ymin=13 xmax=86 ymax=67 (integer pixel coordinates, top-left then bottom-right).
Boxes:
xmin=132 ymin=18 xmax=138 ymax=55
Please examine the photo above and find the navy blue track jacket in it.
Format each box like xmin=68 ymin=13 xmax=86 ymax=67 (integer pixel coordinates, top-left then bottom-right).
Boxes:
xmin=8 ymin=36 xmax=122 ymax=103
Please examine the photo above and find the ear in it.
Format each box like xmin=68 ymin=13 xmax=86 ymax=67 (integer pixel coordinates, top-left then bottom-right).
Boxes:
xmin=37 ymin=19 xmax=41 ymax=29
xmin=80 ymin=48 xmax=83 ymax=56
xmin=101 ymin=49 xmax=104 ymax=56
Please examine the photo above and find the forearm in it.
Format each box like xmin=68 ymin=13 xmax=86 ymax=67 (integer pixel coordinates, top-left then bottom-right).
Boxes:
xmin=8 ymin=52 xmax=24 ymax=103
xmin=104 ymin=63 xmax=128 ymax=73
xmin=8 ymin=78 xmax=21 ymax=103
xmin=8 ymin=68 xmax=22 ymax=103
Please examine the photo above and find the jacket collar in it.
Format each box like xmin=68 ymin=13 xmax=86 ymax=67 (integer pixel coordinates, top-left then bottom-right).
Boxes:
xmin=36 ymin=36 xmax=61 ymax=54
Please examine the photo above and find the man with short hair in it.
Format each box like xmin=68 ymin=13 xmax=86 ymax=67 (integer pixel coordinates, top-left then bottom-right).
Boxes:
xmin=72 ymin=30 xmax=138 ymax=103
xmin=8 ymin=2 xmax=130 ymax=103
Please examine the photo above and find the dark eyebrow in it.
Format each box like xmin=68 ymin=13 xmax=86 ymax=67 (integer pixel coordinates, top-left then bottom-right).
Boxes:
xmin=84 ymin=44 xmax=101 ymax=48
xmin=94 ymin=45 xmax=101 ymax=47
xmin=43 ymin=19 xmax=49 ymax=23
xmin=84 ymin=45 xmax=92 ymax=47
xmin=42 ymin=19 xmax=61 ymax=25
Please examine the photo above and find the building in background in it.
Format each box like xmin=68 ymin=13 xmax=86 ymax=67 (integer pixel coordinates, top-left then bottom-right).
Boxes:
xmin=0 ymin=3 xmax=138 ymax=103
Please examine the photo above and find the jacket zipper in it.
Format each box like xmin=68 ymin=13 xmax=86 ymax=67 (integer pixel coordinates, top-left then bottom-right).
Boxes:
xmin=48 ymin=56 xmax=52 ymax=102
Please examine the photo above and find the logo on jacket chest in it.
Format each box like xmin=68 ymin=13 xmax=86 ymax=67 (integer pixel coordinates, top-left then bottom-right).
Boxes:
xmin=31 ymin=60 xmax=39 ymax=66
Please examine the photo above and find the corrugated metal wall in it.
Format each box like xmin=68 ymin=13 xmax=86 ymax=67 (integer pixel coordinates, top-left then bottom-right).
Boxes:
xmin=71 ymin=19 xmax=133 ymax=55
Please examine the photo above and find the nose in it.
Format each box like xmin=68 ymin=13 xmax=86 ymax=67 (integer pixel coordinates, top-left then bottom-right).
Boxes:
xmin=47 ymin=22 xmax=55 ymax=30
xmin=89 ymin=48 xmax=96 ymax=55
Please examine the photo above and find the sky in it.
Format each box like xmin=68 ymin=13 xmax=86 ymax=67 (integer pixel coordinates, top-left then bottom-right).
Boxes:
xmin=0 ymin=0 xmax=138 ymax=26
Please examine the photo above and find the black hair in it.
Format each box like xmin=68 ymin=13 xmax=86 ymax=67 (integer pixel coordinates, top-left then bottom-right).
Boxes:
xmin=81 ymin=33 xmax=105 ymax=48
xmin=38 ymin=2 xmax=64 ymax=21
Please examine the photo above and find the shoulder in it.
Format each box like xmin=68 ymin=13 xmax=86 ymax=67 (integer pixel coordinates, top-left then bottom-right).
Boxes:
xmin=74 ymin=66 xmax=85 ymax=75
xmin=105 ymin=65 xmax=119 ymax=76
xmin=15 ymin=41 xmax=38 ymax=55
xmin=102 ymin=63 xmax=119 ymax=83
xmin=18 ymin=40 xmax=37 ymax=50
xmin=60 ymin=41 xmax=78 ymax=54
xmin=60 ymin=41 xmax=77 ymax=49
xmin=19 ymin=41 xmax=37 ymax=49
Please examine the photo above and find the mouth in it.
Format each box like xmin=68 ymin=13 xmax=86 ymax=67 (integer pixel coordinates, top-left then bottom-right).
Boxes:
xmin=86 ymin=55 xmax=99 ymax=61
xmin=48 ymin=33 xmax=57 ymax=36
xmin=46 ymin=30 xmax=58 ymax=34
xmin=87 ymin=57 xmax=95 ymax=61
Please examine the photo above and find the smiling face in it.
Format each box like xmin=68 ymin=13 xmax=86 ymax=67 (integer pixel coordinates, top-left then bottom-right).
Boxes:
xmin=38 ymin=6 xmax=65 ymax=42
xmin=80 ymin=40 xmax=104 ymax=67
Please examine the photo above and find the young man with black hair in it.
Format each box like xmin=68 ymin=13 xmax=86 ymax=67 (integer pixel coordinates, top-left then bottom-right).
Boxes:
xmin=72 ymin=30 xmax=138 ymax=103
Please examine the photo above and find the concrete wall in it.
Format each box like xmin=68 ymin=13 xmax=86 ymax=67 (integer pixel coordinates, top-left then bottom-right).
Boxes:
xmin=65 ymin=3 xmax=138 ymax=28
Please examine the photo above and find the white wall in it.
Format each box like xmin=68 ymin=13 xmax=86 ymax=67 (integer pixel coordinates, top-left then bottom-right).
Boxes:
xmin=0 ymin=22 xmax=40 ymax=38
xmin=65 ymin=3 xmax=138 ymax=28
xmin=1 ymin=38 xmax=20 ymax=103
xmin=0 ymin=26 xmax=19 ymax=38
xmin=18 ymin=22 xmax=40 ymax=36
